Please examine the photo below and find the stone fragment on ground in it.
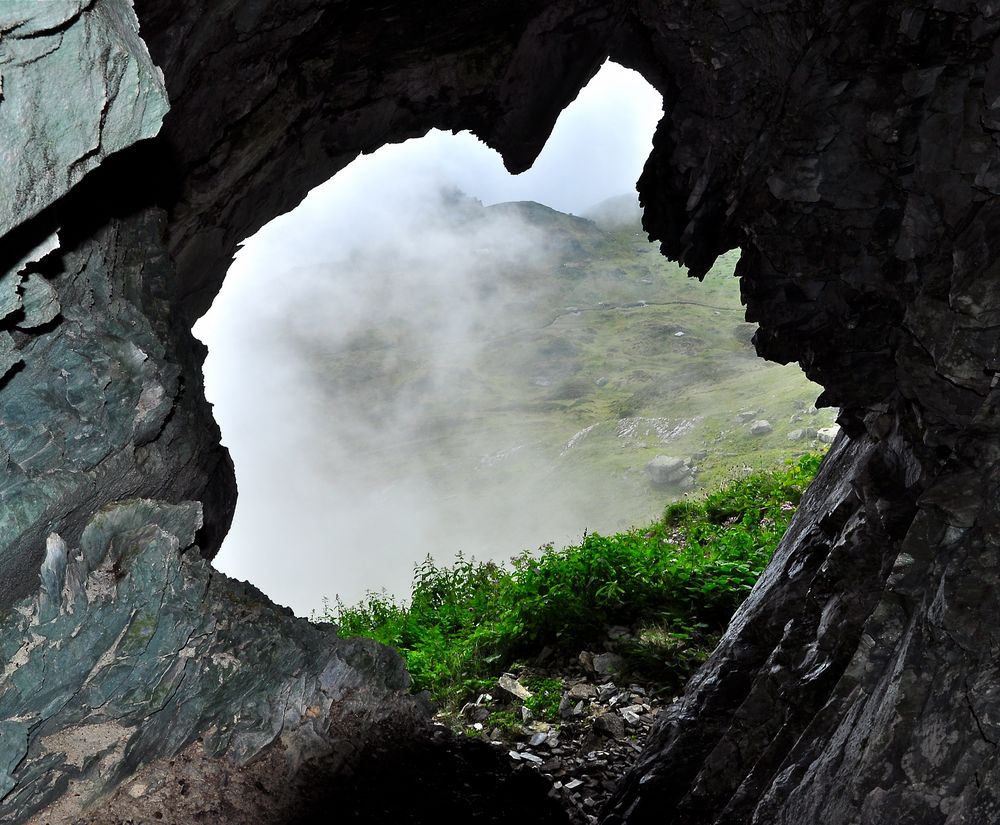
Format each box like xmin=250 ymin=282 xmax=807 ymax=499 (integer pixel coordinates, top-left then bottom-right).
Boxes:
xmin=592 ymin=652 xmax=625 ymax=678
xmin=644 ymin=455 xmax=695 ymax=488
xmin=499 ymin=673 xmax=533 ymax=701
xmin=817 ymin=425 xmax=840 ymax=443
xmin=448 ymin=645 xmax=668 ymax=825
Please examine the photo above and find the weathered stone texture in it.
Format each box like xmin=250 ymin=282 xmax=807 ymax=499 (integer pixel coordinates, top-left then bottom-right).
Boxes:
xmin=0 ymin=0 xmax=168 ymax=236
xmin=2 ymin=499 xmax=422 ymax=823
xmin=0 ymin=202 xmax=236 ymax=609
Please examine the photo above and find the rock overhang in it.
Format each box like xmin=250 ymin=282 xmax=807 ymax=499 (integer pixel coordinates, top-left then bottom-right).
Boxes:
xmin=1 ymin=1 xmax=999 ymax=823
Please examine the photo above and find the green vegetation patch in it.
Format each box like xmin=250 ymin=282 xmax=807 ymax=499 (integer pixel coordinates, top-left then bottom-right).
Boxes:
xmin=324 ymin=453 xmax=824 ymax=708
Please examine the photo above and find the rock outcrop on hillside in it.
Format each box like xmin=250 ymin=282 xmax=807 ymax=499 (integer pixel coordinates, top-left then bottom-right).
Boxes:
xmin=1 ymin=1 xmax=999 ymax=823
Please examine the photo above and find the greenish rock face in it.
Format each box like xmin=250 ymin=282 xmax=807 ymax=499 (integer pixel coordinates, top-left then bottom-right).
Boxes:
xmin=0 ymin=215 xmax=181 ymax=608
xmin=0 ymin=3 xmax=184 ymax=608
xmin=0 ymin=0 xmax=168 ymax=237
xmin=0 ymin=499 xmax=418 ymax=822
xmin=0 ymin=4 xmax=431 ymax=820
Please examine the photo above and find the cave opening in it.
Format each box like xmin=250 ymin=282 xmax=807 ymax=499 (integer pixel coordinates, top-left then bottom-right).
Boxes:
xmin=8 ymin=4 xmax=1000 ymax=822
xmin=194 ymin=61 xmax=835 ymax=619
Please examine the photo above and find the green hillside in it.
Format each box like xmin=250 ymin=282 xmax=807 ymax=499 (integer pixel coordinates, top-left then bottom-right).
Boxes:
xmin=290 ymin=193 xmax=837 ymax=552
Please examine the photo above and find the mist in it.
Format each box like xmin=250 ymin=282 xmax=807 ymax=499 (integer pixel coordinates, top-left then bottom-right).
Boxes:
xmin=195 ymin=62 xmax=666 ymax=616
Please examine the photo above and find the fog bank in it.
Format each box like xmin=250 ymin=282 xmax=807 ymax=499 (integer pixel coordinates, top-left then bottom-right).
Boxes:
xmin=195 ymin=62 xmax=664 ymax=615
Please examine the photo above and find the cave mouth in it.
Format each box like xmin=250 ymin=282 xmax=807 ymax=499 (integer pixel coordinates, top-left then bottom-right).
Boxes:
xmin=5 ymin=4 xmax=997 ymax=822
xmin=194 ymin=60 xmax=660 ymax=616
xmin=193 ymin=62 xmax=835 ymax=619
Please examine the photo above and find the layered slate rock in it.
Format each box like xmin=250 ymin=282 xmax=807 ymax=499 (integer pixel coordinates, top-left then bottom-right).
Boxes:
xmin=3 ymin=499 xmax=421 ymax=823
xmin=0 ymin=1 xmax=211 ymax=609
xmin=3 ymin=0 xmax=1000 ymax=823
xmin=0 ymin=0 xmax=168 ymax=237
xmin=0 ymin=197 xmax=238 ymax=609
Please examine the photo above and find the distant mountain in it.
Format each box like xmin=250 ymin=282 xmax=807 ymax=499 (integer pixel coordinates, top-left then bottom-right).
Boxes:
xmin=582 ymin=192 xmax=643 ymax=231
xmin=284 ymin=188 xmax=836 ymax=568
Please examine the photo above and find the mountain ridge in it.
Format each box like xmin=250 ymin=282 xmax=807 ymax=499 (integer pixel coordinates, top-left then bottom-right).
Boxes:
xmin=278 ymin=186 xmax=836 ymax=585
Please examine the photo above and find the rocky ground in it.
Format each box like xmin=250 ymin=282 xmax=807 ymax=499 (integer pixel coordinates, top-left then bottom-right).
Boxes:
xmin=444 ymin=634 xmax=675 ymax=825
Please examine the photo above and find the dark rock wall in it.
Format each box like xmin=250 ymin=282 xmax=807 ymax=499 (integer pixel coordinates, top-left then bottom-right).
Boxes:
xmin=604 ymin=3 xmax=1000 ymax=823
xmin=133 ymin=0 xmax=625 ymax=326
xmin=1 ymin=0 xmax=999 ymax=822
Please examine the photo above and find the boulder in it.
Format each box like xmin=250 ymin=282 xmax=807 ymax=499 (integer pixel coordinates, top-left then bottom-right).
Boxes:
xmin=817 ymin=425 xmax=841 ymax=443
xmin=645 ymin=455 xmax=693 ymax=486
xmin=593 ymin=652 xmax=625 ymax=679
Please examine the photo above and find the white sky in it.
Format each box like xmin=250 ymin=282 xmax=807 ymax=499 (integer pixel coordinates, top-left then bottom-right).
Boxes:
xmin=354 ymin=61 xmax=664 ymax=214
xmin=195 ymin=61 xmax=664 ymax=616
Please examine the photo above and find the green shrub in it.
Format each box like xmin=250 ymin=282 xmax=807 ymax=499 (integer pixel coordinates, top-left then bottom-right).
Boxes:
xmin=323 ymin=452 xmax=824 ymax=709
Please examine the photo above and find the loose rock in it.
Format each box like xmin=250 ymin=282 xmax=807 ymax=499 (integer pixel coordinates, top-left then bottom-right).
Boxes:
xmin=644 ymin=455 xmax=691 ymax=486
xmin=817 ymin=425 xmax=840 ymax=443
xmin=499 ymin=673 xmax=533 ymax=701
xmin=592 ymin=652 xmax=625 ymax=679
xmin=594 ymin=713 xmax=626 ymax=739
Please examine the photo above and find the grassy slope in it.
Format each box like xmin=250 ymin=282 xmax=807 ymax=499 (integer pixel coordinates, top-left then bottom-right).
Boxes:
xmin=327 ymin=453 xmax=824 ymax=712
xmin=302 ymin=198 xmax=836 ymax=551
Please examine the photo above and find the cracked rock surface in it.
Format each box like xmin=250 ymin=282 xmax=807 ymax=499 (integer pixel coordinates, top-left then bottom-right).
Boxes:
xmin=0 ymin=0 xmax=167 ymax=237
xmin=3 ymin=499 xmax=422 ymax=823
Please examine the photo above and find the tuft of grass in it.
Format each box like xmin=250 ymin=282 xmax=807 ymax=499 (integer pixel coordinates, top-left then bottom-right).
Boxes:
xmin=522 ymin=676 xmax=563 ymax=721
xmin=620 ymin=622 xmax=721 ymax=692
xmin=485 ymin=710 xmax=522 ymax=735
xmin=324 ymin=453 xmax=824 ymax=708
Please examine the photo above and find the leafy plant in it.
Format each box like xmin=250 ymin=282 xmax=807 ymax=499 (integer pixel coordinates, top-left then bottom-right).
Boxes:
xmin=522 ymin=676 xmax=564 ymax=721
xmin=323 ymin=453 xmax=825 ymax=710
